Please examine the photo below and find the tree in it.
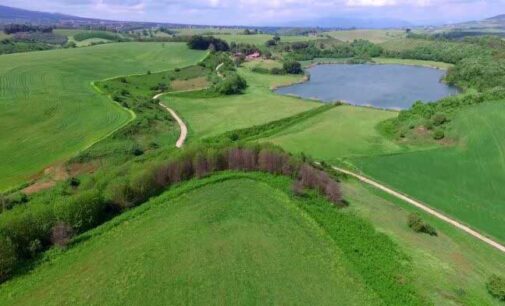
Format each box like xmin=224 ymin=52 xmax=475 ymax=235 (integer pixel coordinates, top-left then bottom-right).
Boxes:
xmin=283 ymin=61 xmax=303 ymax=74
xmin=0 ymin=233 xmax=17 ymax=281
xmin=187 ymin=35 xmax=229 ymax=51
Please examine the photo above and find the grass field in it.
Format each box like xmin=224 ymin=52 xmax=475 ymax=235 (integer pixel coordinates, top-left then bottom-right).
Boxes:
xmin=262 ymin=105 xmax=407 ymax=162
xmin=343 ymin=179 xmax=505 ymax=305
xmin=0 ymin=175 xmax=378 ymax=305
xmin=0 ymin=42 xmax=205 ymax=191
xmin=372 ymin=57 xmax=453 ymax=70
xmin=165 ymin=69 xmax=319 ymax=139
xmin=0 ymin=32 xmax=10 ymax=40
xmin=328 ymin=30 xmax=405 ymax=43
xmin=352 ymin=101 xmax=505 ymax=243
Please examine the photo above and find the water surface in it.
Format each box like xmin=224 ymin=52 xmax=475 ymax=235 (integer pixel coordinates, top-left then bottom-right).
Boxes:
xmin=275 ymin=64 xmax=459 ymax=109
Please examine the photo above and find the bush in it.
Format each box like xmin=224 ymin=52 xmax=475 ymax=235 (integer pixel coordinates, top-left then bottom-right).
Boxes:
xmin=433 ymin=129 xmax=445 ymax=140
xmin=214 ymin=73 xmax=247 ymax=95
xmin=0 ymin=233 xmax=17 ymax=281
xmin=432 ymin=113 xmax=447 ymax=126
xmin=54 ymin=190 xmax=107 ymax=232
xmin=407 ymin=213 xmax=437 ymax=236
xmin=187 ymin=35 xmax=229 ymax=51
xmin=487 ymin=275 xmax=505 ymax=301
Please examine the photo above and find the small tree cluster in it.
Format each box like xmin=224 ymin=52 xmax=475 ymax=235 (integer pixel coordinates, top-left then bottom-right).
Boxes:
xmin=283 ymin=61 xmax=303 ymax=74
xmin=187 ymin=35 xmax=229 ymax=51
xmin=294 ymin=164 xmax=343 ymax=207
xmin=407 ymin=213 xmax=437 ymax=236
xmin=487 ymin=274 xmax=505 ymax=301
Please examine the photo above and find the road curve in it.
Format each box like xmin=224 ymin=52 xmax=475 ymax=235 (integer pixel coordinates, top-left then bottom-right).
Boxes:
xmin=153 ymin=93 xmax=187 ymax=148
xmin=332 ymin=166 xmax=505 ymax=254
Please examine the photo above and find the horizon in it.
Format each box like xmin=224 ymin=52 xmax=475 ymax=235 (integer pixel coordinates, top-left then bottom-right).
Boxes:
xmin=1 ymin=1 xmax=505 ymax=27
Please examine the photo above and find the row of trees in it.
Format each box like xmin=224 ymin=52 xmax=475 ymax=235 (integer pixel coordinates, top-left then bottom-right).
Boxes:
xmin=0 ymin=143 xmax=343 ymax=282
xmin=3 ymin=24 xmax=53 ymax=34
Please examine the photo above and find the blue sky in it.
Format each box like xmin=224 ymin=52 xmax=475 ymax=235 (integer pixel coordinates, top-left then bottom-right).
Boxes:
xmin=2 ymin=0 xmax=505 ymax=26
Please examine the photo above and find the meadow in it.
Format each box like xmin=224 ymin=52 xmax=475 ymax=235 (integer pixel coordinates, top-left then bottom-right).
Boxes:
xmin=352 ymin=101 xmax=505 ymax=243
xmin=214 ymin=34 xmax=320 ymax=45
xmin=165 ymin=68 xmax=319 ymax=139
xmin=0 ymin=42 xmax=205 ymax=191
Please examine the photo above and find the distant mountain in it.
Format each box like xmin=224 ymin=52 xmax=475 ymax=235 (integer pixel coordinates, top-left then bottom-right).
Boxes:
xmin=0 ymin=5 xmax=91 ymax=24
xmin=282 ymin=17 xmax=413 ymax=29
xmin=448 ymin=13 xmax=505 ymax=30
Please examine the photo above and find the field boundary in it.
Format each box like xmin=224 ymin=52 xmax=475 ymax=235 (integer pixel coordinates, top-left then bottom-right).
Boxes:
xmin=332 ymin=165 xmax=505 ymax=253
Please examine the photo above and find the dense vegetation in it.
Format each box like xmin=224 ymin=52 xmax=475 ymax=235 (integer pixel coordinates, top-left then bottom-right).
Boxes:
xmin=73 ymin=31 xmax=124 ymax=42
xmin=187 ymin=35 xmax=230 ymax=51
xmin=487 ymin=275 xmax=505 ymax=301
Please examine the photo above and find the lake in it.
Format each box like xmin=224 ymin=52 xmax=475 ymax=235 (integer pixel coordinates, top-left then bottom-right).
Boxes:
xmin=275 ymin=64 xmax=459 ymax=109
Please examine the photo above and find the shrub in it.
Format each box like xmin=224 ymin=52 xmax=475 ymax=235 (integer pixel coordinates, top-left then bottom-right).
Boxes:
xmin=487 ymin=275 xmax=505 ymax=301
xmin=50 ymin=222 xmax=73 ymax=248
xmin=433 ymin=129 xmax=445 ymax=140
xmin=292 ymin=180 xmax=305 ymax=196
xmin=407 ymin=213 xmax=437 ymax=236
xmin=214 ymin=73 xmax=247 ymax=95
xmin=54 ymin=190 xmax=107 ymax=232
xmin=432 ymin=113 xmax=448 ymax=126
xmin=104 ymin=179 xmax=136 ymax=210
xmin=0 ymin=233 xmax=17 ymax=282
xmin=187 ymin=35 xmax=229 ymax=51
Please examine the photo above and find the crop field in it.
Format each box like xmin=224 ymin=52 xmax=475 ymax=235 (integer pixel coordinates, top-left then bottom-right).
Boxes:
xmin=0 ymin=175 xmax=380 ymax=305
xmin=328 ymin=30 xmax=405 ymax=43
xmin=352 ymin=101 xmax=505 ymax=243
xmin=165 ymin=69 xmax=319 ymax=139
xmin=262 ymin=105 xmax=407 ymax=162
xmin=0 ymin=42 xmax=205 ymax=191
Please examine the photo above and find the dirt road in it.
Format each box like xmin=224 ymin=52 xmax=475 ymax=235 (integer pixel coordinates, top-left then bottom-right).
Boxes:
xmin=153 ymin=93 xmax=187 ymax=148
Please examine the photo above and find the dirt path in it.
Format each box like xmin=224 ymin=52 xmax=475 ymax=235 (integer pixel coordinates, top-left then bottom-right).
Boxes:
xmin=216 ymin=62 xmax=225 ymax=79
xmin=154 ymin=93 xmax=187 ymax=148
xmin=332 ymin=165 xmax=505 ymax=254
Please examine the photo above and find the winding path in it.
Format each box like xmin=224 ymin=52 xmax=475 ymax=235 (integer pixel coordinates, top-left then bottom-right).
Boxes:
xmin=153 ymin=93 xmax=187 ymax=148
xmin=332 ymin=165 xmax=505 ymax=254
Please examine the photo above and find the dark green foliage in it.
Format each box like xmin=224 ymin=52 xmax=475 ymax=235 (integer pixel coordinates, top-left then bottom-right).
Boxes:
xmin=13 ymin=32 xmax=67 ymax=45
xmin=298 ymin=194 xmax=426 ymax=305
xmin=446 ymin=57 xmax=505 ymax=91
xmin=214 ymin=72 xmax=247 ymax=95
xmin=487 ymin=275 xmax=505 ymax=301
xmin=3 ymin=24 xmax=53 ymax=34
xmin=433 ymin=129 xmax=445 ymax=140
xmin=350 ymin=39 xmax=383 ymax=57
xmin=187 ymin=35 xmax=229 ymax=51
xmin=54 ymin=191 xmax=107 ymax=233
xmin=283 ymin=61 xmax=303 ymax=74
xmin=407 ymin=213 xmax=437 ymax=236
xmin=432 ymin=113 xmax=447 ymax=126
xmin=0 ymin=39 xmax=54 ymax=55
xmin=0 ymin=233 xmax=17 ymax=281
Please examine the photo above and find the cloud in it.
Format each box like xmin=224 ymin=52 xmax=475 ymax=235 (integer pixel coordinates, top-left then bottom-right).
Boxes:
xmin=2 ymin=0 xmax=505 ymax=25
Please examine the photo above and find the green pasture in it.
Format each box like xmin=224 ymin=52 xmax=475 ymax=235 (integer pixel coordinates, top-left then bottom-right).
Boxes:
xmin=214 ymin=34 xmax=319 ymax=45
xmin=352 ymin=101 xmax=505 ymax=243
xmin=165 ymin=68 xmax=318 ymax=139
xmin=0 ymin=42 xmax=205 ymax=191
xmin=262 ymin=105 xmax=406 ymax=161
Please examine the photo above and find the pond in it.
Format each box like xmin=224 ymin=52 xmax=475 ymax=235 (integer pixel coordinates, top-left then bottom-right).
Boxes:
xmin=275 ymin=64 xmax=459 ymax=109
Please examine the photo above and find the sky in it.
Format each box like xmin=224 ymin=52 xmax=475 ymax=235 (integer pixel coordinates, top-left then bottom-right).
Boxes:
xmin=2 ymin=0 xmax=505 ymax=26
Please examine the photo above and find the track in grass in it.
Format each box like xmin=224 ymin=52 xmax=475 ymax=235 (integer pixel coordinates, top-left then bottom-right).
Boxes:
xmin=0 ymin=42 xmax=206 ymax=191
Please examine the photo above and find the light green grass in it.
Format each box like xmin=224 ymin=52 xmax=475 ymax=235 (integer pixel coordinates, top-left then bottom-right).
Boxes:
xmin=263 ymin=105 xmax=406 ymax=162
xmin=0 ymin=32 xmax=10 ymax=40
xmin=0 ymin=177 xmax=375 ymax=305
xmin=342 ymin=179 xmax=505 ymax=306
xmin=0 ymin=42 xmax=205 ymax=191
xmin=372 ymin=57 xmax=453 ymax=70
xmin=243 ymin=59 xmax=283 ymax=70
xmin=165 ymin=69 xmax=318 ymax=139
xmin=327 ymin=30 xmax=405 ymax=43
xmin=74 ymin=38 xmax=111 ymax=47
xmin=352 ymin=101 xmax=505 ymax=243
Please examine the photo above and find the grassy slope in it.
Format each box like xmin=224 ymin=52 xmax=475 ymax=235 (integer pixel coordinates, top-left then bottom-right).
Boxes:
xmin=0 ymin=43 xmax=205 ymax=191
xmin=372 ymin=57 xmax=453 ymax=70
xmin=165 ymin=69 xmax=319 ymax=140
xmin=327 ymin=30 xmax=405 ymax=43
xmin=343 ymin=179 xmax=505 ymax=306
xmin=353 ymin=101 xmax=505 ymax=243
xmin=263 ymin=105 xmax=406 ymax=162
xmin=0 ymin=177 xmax=376 ymax=305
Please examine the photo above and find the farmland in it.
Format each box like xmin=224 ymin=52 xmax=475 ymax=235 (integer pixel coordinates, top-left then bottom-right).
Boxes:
xmin=0 ymin=42 xmax=205 ymax=191
xmin=328 ymin=29 xmax=405 ymax=43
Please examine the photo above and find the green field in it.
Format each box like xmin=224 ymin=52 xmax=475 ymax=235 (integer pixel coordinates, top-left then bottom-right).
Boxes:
xmin=166 ymin=69 xmax=318 ymax=139
xmin=0 ymin=42 xmax=205 ymax=191
xmin=328 ymin=30 xmax=405 ymax=43
xmin=0 ymin=175 xmax=378 ymax=305
xmin=372 ymin=57 xmax=453 ymax=70
xmin=263 ymin=105 xmax=407 ymax=161
xmin=352 ymin=101 xmax=505 ymax=243
xmin=343 ymin=180 xmax=505 ymax=305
